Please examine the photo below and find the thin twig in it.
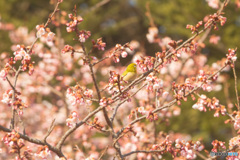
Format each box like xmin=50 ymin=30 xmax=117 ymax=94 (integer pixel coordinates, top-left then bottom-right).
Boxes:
xmin=85 ymin=122 xmax=111 ymax=133
xmin=232 ymin=66 xmax=240 ymax=110
xmin=81 ymin=0 xmax=111 ymax=16
xmin=98 ymin=146 xmax=109 ymax=160
xmin=43 ymin=119 xmax=56 ymax=143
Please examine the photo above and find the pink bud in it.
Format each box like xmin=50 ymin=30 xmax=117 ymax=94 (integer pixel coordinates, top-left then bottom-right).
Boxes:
xmin=121 ymin=51 xmax=128 ymax=58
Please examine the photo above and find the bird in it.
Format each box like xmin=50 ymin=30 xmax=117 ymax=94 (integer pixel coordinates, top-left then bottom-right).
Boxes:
xmin=108 ymin=63 xmax=137 ymax=91
xmin=121 ymin=63 xmax=137 ymax=82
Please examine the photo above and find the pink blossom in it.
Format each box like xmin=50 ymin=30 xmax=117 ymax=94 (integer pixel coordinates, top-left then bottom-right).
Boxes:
xmin=79 ymin=34 xmax=86 ymax=42
xmin=209 ymin=35 xmax=220 ymax=44
xmin=47 ymin=32 xmax=55 ymax=41
xmin=233 ymin=112 xmax=240 ymax=130
xmin=34 ymin=147 xmax=51 ymax=159
xmin=121 ymin=51 xmax=128 ymax=58
xmin=206 ymin=0 xmax=219 ymax=9
xmin=229 ymin=135 xmax=240 ymax=150
xmin=79 ymin=31 xmax=91 ymax=43
xmin=226 ymin=48 xmax=237 ymax=63
xmin=95 ymin=38 xmax=106 ymax=51
xmin=85 ymin=154 xmax=97 ymax=160
xmin=137 ymin=106 xmax=146 ymax=115
xmin=66 ymin=27 xmax=72 ymax=32
xmin=24 ymin=54 xmax=31 ymax=60
xmin=0 ymin=70 xmax=7 ymax=80
xmin=36 ymin=26 xmax=46 ymax=38
xmin=66 ymin=111 xmax=79 ymax=128
xmin=14 ymin=49 xmax=27 ymax=61
xmin=1 ymin=90 xmax=12 ymax=104
xmin=146 ymin=27 xmax=158 ymax=43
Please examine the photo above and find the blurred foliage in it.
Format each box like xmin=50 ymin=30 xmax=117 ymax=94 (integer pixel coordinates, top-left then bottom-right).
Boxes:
xmin=0 ymin=0 xmax=239 ymax=151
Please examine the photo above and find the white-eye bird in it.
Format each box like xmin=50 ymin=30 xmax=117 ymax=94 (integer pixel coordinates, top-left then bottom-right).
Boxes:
xmin=121 ymin=63 xmax=137 ymax=82
xmin=109 ymin=63 xmax=137 ymax=91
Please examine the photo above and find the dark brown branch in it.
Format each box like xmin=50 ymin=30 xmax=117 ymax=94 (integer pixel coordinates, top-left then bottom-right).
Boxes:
xmin=81 ymin=43 xmax=113 ymax=129
xmin=0 ymin=125 xmax=64 ymax=158
xmin=10 ymin=66 xmax=22 ymax=129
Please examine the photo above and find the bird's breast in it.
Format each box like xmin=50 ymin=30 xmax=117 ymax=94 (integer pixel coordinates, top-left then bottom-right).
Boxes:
xmin=122 ymin=72 xmax=136 ymax=81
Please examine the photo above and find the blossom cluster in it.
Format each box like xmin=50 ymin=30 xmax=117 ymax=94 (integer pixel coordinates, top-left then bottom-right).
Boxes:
xmin=136 ymin=56 xmax=156 ymax=72
xmin=229 ymin=135 xmax=240 ymax=150
xmin=150 ymin=135 xmax=204 ymax=159
xmin=172 ymin=79 xmax=196 ymax=105
xmin=66 ymin=85 xmax=93 ymax=106
xmin=146 ymin=74 xmax=164 ymax=92
xmin=36 ymin=25 xmax=55 ymax=41
xmin=1 ymin=89 xmax=28 ymax=115
xmin=204 ymin=12 xmax=227 ymax=30
xmin=66 ymin=12 xmax=93 ymax=45
xmin=2 ymin=130 xmax=33 ymax=159
xmin=92 ymin=38 xmax=106 ymax=51
xmin=146 ymin=27 xmax=159 ymax=43
xmin=225 ymin=48 xmax=237 ymax=66
xmin=186 ymin=21 xmax=203 ymax=34
xmin=61 ymin=44 xmax=74 ymax=54
xmin=109 ymin=43 xmax=132 ymax=63
xmin=211 ymin=140 xmax=226 ymax=152
xmin=34 ymin=146 xmax=51 ymax=159
xmin=0 ymin=44 xmax=35 ymax=80
xmin=197 ymin=69 xmax=216 ymax=92
xmin=66 ymin=13 xmax=83 ymax=33
xmin=66 ymin=111 xmax=79 ymax=128
xmin=232 ymin=111 xmax=240 ymax=130
xmin=192 ymin=95 xmax=227 ymax=117
xmin=99 ymin=97 xmax=113 ymax=107
xmin=108 ymin=71 xmax=123 ymax=91
xmin=107 ymin=70 xmax=133 ymax=100
xmin=2 ymin=130 xmax=25 ymax=154
xmin=175 ymin=139 xmax=204 ymax=159
xmin=79 ymin=30 xmax=91 ymax=43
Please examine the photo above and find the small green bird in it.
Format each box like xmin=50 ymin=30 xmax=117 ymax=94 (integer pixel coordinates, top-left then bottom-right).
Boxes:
xmin=109 ymin=63 xmax=137 ymax=91
xmin=121 ymin=63 xmax=137 ymax=82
